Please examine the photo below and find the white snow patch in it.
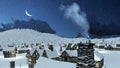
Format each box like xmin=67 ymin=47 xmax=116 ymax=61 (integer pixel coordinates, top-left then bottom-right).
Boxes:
xmin=35 ymin=57 xmax=76 ymax=68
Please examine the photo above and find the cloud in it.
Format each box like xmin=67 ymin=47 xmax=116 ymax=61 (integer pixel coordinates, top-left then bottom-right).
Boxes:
xmin=60 ymin=3 xmax=90 ymax=38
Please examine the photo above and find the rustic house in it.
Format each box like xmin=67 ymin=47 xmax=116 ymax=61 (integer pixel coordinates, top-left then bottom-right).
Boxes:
xmin=94 ymin=51 xmax=104 ymax=68
xmin=116 ymin=44 xmax=120 ymax=47
xmin=17 ymin=47 xmax=29 ymax=54
xmin=55 ymin=50 xmax=77 ymax=62
xmin=66 ymin=43 xmax=72 ymax=50
xmin=95 ymin=43 xmax=105 ymax=49
xmin=62 ymin=43 xmax=77 ymax=50
xmin=71 ymin=44 xmax=77 ymax=50
xmin=48 ymin=43 xmax=54 ymax=51
xmin=3 ymin=47 xmax=17 ymax=58
xmin=61 ymin=43 xmax=68 ymax=48
xmin=60 ymin=43 xmax=67 ymax=52
xmin=8 ymin=43 xmax=15 ymax=47
xmin=42 ymin=49 xmax=59 ymax=59
xmin=26 ymin=49 xmax=39 ymax=62
xmin=26 ymin=49 xmax=42 ymax=68
xmin=105 ymin=45 xmax=113 ymax=50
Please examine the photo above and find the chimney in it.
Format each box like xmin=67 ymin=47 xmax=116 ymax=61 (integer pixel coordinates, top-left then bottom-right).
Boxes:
xmin=48 ymin=43 xmax=54 ymax=51
xmin=28 ymin=64 xmax=34 ymax=68
xmin=48 ymin=45 xmax=54 ymax=51
xmin=76 ymin=42 xmax=95 ymax=68
xmin=10 ymin=61 xmax=15 ymax=68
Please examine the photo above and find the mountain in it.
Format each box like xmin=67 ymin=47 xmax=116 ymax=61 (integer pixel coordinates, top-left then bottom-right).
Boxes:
xmin=0 ymin=19 xmax=56 ymax=34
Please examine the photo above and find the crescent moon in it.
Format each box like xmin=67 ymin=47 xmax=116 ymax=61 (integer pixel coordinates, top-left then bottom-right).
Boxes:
xmin=25 ymin=10 xmax=32 ymax=17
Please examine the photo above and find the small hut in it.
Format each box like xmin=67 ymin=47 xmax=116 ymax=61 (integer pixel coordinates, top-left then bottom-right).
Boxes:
xmin=3 ymin=47 xmax=17 ymax=58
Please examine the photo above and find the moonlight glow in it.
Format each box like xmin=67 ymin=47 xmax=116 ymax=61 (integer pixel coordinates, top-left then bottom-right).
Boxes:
xmin=25 ymin=10 xmax=32 ymax=17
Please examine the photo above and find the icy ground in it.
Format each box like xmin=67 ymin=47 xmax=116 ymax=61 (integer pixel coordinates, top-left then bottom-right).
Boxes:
xmin=35 ymin=57 xmax=76 ymax=68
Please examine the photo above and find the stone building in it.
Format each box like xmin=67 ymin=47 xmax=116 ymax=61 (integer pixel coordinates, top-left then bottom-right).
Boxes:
xmin=76 ymin=42 xmax=95 ymax=68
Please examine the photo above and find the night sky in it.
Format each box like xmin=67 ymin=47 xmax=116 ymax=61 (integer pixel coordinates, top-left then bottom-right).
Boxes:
xmin=0 ymin=0 xmax=120 ymax=37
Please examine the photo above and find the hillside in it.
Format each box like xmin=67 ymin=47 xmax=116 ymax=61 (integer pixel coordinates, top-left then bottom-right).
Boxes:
xmin=0 ymin=29 xmax=120 ymax=47
xmin=0 ymin=29 xmax=59 ymax=47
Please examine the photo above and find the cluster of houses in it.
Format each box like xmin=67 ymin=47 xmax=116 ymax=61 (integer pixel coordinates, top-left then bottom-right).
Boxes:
xmin=94 ymin=40 xmax=120 ymax=50
xmin=0 ymin=41 xmax=104 ymax=68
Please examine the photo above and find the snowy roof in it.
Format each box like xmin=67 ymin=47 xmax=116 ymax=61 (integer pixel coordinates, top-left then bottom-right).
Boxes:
xmin=29 ymin=49 xmax=36 ymax=56
xmin=36 ymin=49 xmax=44 ymax=56
xmin=48 ymin=42 xmax=54 ymax=45
xmin=17 ymin=47 xmax=28 ymax=50
xmin=96 ymin=43 xmax=105 ymax=46
xmin=33 ymin=45 xmax=39 ymax=49
xmin=94 ymin=51 xmax=104 ymax=61
xmin=66 ymin=50 xmax=77 ymax=57
xmin=29 ymin=49 xmax=44 ymax=56
xmin=3 ymin=47 xmax=15 ymax=51
xmin=35 ymin=57 xmax=76 ymax=68
xmin=40 ymin=42 xmax=45 ymax=46
xmin=45 ymin=50 xmax=59 ymax=58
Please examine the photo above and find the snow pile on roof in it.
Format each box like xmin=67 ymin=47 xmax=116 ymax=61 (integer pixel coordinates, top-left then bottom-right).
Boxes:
xmin=94 ymin=51 xmax=104 ymax=61
xmin=29 ymin=49 xmax=36 ymax=56
xmin=66 ymin=50 xmax=77 ymax=57
xmin=37 ymin=49 xmax=44 ymax=56
xmin=35 ymin=57 xmax=76 ymax=68
xmin=3 ymin=47 xmax=15 ymax=51
xmin=45 ymin=50 xmax=59 ymax=58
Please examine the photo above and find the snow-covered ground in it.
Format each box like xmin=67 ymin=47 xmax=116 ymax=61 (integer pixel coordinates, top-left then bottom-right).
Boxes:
xmin=0 ymin=29 xmax=88 ymax=47
xmin=0 ymin=29 xmax=120 ymax=68
xmin=35 ymin=57 xmax=76 ymax=68
xmin=96 ymin=49 xmax=120 ymax=68
xmin=0 ymin=52 xmax=28 ymax=68
xmin=1 ymin=29 xmax=120 ymax=47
